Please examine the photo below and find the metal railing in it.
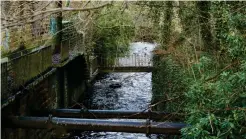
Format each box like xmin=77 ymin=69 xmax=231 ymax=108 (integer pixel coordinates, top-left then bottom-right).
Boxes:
xmin=99 ymin=54 xmax=153 ymax=68
xmin=1 ymin=21 xmax=85 ymax=102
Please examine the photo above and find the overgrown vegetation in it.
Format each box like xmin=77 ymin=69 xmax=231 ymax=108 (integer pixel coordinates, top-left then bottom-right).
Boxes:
xmin=1 ymin=1 xmax=245 ymax=138
xmin=145 ymin=1 xmax=246 ymax=138
xmin=92 ymin=3 xmax=135 ymax=57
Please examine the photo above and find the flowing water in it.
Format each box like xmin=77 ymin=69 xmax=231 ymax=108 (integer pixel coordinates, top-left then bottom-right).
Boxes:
xmin=72 ymin=42 xmax=158 ymax=139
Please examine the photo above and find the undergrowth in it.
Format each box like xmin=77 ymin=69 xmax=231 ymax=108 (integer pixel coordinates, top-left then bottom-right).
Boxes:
xmin=148 ymin=1 xmax=246 ymax=138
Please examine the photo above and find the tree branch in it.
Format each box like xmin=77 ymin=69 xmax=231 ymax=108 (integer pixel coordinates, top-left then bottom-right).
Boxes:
xmin=2 ymin=2 xmax=111 ymax=29
xmin=205 ymin=60 xmax=240 ymax=82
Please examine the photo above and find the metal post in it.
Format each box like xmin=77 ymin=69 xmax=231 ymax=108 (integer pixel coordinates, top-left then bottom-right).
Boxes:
xmin=132 ymin=55 xmax=133 ymax=66
xmin=52 ymin=1 xmax=62 ymax=64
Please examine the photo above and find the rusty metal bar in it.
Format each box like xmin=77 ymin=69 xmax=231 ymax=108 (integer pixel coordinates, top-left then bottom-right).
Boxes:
xmin=4 ymin=116 xmax=186 ymax=134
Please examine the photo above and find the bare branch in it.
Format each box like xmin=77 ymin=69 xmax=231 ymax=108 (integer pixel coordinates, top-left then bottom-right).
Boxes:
xmin=2 ymin=2 xmax=111 ymax=29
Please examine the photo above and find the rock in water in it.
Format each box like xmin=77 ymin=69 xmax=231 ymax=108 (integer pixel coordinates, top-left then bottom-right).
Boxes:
xmin=109 ymin=83 xmax=121 ymax=88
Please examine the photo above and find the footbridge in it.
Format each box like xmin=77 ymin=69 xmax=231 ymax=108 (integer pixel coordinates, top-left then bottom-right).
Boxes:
xmin=98 ymin=54 xmax=153 ymax=72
